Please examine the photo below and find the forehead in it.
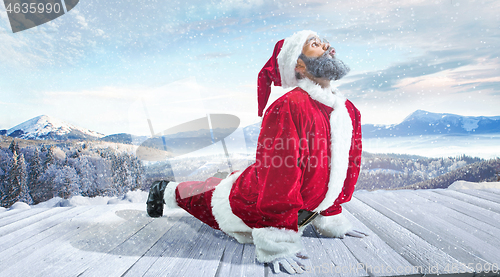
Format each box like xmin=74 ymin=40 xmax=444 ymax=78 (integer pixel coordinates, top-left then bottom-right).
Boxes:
xmin=302 ymin=35 xmax=325 ymax=53
xmin=304 ymin=35 xmax=320 ymax=46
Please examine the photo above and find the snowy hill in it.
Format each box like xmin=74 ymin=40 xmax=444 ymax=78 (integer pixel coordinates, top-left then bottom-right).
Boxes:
xmin=363 ymin=110 xmax=500 ymax=138
xmin=6 ymin=115 xmax=105 ymax=141
xmin=100 ymin=133 xmax=148 ymax=144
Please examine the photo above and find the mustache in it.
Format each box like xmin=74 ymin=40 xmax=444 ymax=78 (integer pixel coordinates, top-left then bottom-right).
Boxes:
xmin=322 ymin=46 xmax=335 ymax=58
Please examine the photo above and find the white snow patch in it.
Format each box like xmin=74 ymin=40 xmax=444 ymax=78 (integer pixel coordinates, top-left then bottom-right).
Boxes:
xmin=52 ymin=147 xmax=67 ymax=160
xmin=30 ymin=190 xmax=149 ymax=208
xmin=9 ymin=202 xmax=31 ymax=210
xmin=59 ymin=195 xmax=91 ymax=207
xmin=363 ymin=168 xmax=402 ymax=175
xmin=123 ymin=190 xmax=148 ymax=203
xmin=0 ymin=207 xmax=6 ymax=213
xmin=33 ymin=197 xmax=65 ymax=208
xmin=461 ymin=118 xmax=479 ymax=132
xmin=448 ymin=180 xmax=500 ymax=190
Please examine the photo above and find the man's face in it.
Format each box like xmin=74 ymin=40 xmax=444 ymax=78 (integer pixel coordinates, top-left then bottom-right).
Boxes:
xmin=302 ymin=36 xmax=335 ymax=58
xmin=298 ymin=35 xmax=350 ymax=81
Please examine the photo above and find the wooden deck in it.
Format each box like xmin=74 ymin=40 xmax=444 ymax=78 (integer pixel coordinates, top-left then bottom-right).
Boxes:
xmin=1 ymin=188 xmax=499 ymax=277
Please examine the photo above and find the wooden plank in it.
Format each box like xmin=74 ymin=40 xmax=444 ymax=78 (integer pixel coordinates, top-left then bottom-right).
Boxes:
xmin=0 ymin=207 xmax=51 ymax=228
xmin=483 ymin=188 xmax=500 ymax=196
xmin=169 ymin=226 xmax=231 ymax=277
xmin=0 ymin=205 xmax=117 ymax=276
xmin=0 ymin=206 xmax=94 ymax=252
xmin=372 ymin=190 xmax=500 ymax=264
xmin=77 ymin=210 xmax=186 ymax=277
xmin=0 ymin=206 xmax=153 ymax=277
xmin=345 ymin=195 xmax=471 ymax=275
xmin=339 ymin=208 xmax=419 ymax=276
xmin=0 ymin=206 xmax=99 ymax=272
xmin=214 ymin=238 xmax=247 ymax=277
xmin=214 ymin=241 xmax=266 ymax=277
xmin=0 ymin=207 xmax=72 ymax=238
xmin=453 ymin=189 xmax=500 ymax=204
xmin=0 ymin=208 xmax=24 ymax=220
xmin=135 ymin=216 xmax=210 ymax=276
xmin=358 ymin=190 xmax=498 ymax=273
xmin=37 ymin=208 xmax=156 ymax=277
xmin=414 ymin=190 xmax=500 ymax=230
xmin=236 ymin=244 xmax=266 ymax=277
xmin=299 ymin=225 xmax=367 ymax=277
xmin=120 ymin=211 xmax=191 ymax=277
xmin=433 ymin=189 xmax=500 ymax=214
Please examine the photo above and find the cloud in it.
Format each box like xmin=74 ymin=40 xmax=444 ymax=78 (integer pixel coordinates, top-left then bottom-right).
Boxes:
xmin=43 ymin=85 xmax=148 ymax=101
xmin=74 ymin=13 xmax=88 ymax=29
xmin=219 ymin=0 xmax=264 ymax=10
xmin=341 ymin=50 xmax=475 ymax=93
xmin=195 ymin=52 xmax=233 ymax=60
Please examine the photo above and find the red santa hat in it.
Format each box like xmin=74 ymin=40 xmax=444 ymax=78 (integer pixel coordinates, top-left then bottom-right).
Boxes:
xmin=257 ymin=30 xmax=317 ymax=116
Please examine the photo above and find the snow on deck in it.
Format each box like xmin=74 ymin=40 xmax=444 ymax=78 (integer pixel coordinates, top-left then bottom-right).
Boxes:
xmin=1 ymin=188 xmax=500 ymax=277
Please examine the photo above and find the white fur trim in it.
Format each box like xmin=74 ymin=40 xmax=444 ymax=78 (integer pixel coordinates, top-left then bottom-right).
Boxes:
xmin=277 ymin=30 xmax=317 ymax=88
xmin=211 ymin=171 xmax=253 ymax=243
xmin=252 ymin=227 xmax=304 ymax=263
xmin=311 ymin=213 xmax=353 ymax=238
xmin=297 ymin=78 xmax=353 ymax=213
xmin=297 ymin=78 xmax=344 ymax=107
xmin=163 ymin=182 xmax=181 ymax=209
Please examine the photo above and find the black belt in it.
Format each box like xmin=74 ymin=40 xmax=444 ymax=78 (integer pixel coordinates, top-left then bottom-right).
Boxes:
xmin=298 ymin=209 xmax=318 ymax=228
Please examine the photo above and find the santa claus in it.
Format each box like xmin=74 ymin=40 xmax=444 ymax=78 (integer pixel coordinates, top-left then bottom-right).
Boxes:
xmin=147 ymin=30 xmax=366 ymax=274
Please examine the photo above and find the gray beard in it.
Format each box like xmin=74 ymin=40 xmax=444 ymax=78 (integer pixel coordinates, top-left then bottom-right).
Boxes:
xmin=299 ymin=49 xmax=350 ymax=81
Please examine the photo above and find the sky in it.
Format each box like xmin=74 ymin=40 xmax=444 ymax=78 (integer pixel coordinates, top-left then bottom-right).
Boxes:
xmin=0 ymin=0 xmax=499 ymax=136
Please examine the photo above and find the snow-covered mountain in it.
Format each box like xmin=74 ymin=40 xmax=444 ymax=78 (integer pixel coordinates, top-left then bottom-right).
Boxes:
xmin=363 ymin=110 xmax=500 ymax=138
xmin=4 ymin=110 xmax=499 ymax=144
xmin=5 ymin=115 xmax=105 ymax=141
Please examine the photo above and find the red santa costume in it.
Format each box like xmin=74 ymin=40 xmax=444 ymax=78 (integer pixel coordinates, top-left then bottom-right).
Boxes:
xmin=163 ymin=30 xmax=362 ymax=263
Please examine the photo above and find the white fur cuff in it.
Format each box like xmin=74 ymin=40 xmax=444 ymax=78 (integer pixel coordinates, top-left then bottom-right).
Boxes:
xmin=312 ymin=213 xmax=353 ymax=238
xmin=211 ymin=171 xmax=252 ymax=234
xmin=163 ymin=182 xmax=181 ymax=209
xmin=252 ymin=227 xmax=303 ymax=263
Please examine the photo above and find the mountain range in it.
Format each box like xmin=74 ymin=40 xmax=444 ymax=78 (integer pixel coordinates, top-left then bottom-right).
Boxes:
xmin=1 ymin=110 xmax=499 ymax=143
xmin=2 ymin=115 xmax=105 ymax=141
xmin=362 ymin=110 xmax=500 ymax=138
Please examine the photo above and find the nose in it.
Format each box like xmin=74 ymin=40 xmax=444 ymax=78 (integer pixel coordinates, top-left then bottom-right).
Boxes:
xmin=322 ymin=41 xmax=330 ymax=50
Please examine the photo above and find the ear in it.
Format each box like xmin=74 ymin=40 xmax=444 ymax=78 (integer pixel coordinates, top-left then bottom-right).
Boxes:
xmin=295 ymin=58 xmax=306 ymax=76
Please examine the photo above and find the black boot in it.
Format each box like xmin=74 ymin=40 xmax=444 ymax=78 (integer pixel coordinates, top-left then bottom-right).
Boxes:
xmin=146 ymin=180 xmax=169 ymax=217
